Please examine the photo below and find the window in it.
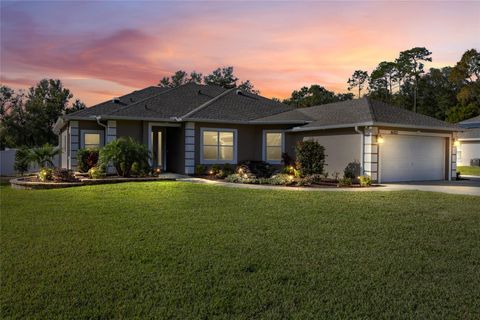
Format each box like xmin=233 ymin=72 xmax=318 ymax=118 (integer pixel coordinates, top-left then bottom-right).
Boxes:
xmin=263 ymin=131 xmax=284 ymax=163
xmin=201 ymin=129 xmax=236 ymax=163
xmin=457 ymin=150 xmax=462 ymax=161
xmin=81 ymin=130 xmax=104 ymax=149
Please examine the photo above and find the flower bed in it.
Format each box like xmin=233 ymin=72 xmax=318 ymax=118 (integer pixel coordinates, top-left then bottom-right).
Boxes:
xmin=10 ymin=174 xmax=178 ymax=190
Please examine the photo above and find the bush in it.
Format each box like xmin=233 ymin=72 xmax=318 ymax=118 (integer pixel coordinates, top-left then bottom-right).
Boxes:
xmin=282 ymin=152 xmax=295 ymax=167
xmin=295 ymin=140 xmax=325 ymax=176
xmin=52 ymin=168 xmax=78 ymax=182
xmin=297 ymin=174 xmax=323 ymax=186
xmin=195 ymin=164 xmax=206 ymax=175
xmin=130 ymin=161 xmax=151 ymax=177
xmin=99 ymin=137 xmax=150 ymax=177
xmin=344 ymin=161 xmax=361 ymax=180
xmin=77 ymin=148 xmax=99 ymax=173
xmin=209 ymin=164 xmax=222 ymax=175
xmin=88 ymin=166 xmax=106 ymax=179
xmin=338 ymin=177 xmax=352 ymax=187
xmin=268 ymin=174 xmax=296 ymax=185
xmin=359 ymin=175 xmax=372 ymax=187
xmin=236 ymin=160 xmax=274 ymax=178
xmin=222 ymin=163 xmax=235 ymax=175
xmin=14 ymin=146 xmax=30 ymax=175
xmin=38 ymin=168 xmax=53 ymax=182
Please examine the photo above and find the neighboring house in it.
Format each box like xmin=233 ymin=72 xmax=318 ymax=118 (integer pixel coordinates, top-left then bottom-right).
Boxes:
xmin=457 ymin=115 xmax=480 ymax=166
xmin=54 ymin=83 xmax=460 ymax=183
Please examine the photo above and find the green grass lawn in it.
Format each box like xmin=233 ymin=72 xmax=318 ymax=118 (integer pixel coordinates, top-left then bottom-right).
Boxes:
xmin=458 ymin=165 xmax=480 ymax=176
xmin=1 ymin=182 xmax=479 ymax=319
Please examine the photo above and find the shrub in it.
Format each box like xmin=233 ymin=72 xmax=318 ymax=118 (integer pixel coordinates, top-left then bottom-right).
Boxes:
xmin=88 ymin=166 xmax=106 ymax=179
xmin=338 ymin=177 xmax=352 ymax=187
xmin=295 ymin=140 xmax=325 ymax=176
xmin=344 ymin=161 xmax=361 ymax=180
xmin=282 ymin=152 xmax=295 ymax=167
xmin=359 ymin=175 xmax=372 ymax=187
xmin=77 ymin=148 xmax=99 ymax=173
xmin=131 ymin=162 xmax=150 ymax=177
xmin=99 ymin=137 xmax=150 ymax=177
xmin=38 ymin=168 xmax=53 ymax=182
xmin=210 ymin=164 xmax=222 ymax=175
xmin=297 ymin=174 xmax=323 ymax=186
xmin=52 ymin=168 xmax=78 ymax=182
xmin=222 ymin=163 xmax=235 ymax=175
xmin=14 ymin=144 xmax=60 ymax=172
xmin=195 ymin=164 xmax=206 ymax=175
xmin=14 ymin=146 xmax=30 ymax=175
xmin=236 ymin=160 xmax=274 ymax=178
xmin=268 ymin=174 xmax=296 ymax=186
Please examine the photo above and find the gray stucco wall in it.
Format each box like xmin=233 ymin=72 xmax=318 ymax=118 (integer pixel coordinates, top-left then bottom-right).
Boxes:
xmin=458 ymin=141 xmax=480 ymax=166
xmin=117 ymin=120 xmax=143 ymax=142
xmin=287 ymin=128 xmax=362 ymax=176
xmin=193 ymin=123 xmax=294 ymax=166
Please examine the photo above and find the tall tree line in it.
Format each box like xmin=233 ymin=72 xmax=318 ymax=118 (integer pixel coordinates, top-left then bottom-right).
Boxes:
xmin=345 ymin=47 xmax=479 ymax=122
xmin=0 ymin=79 xmax=85 ymax=149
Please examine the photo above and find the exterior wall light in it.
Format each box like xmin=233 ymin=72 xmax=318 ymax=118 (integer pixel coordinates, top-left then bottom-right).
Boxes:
xmin=454 ymin=140 xmax=460 ymax=147
xmin=377 ymin=135 xmax=384 ymax=144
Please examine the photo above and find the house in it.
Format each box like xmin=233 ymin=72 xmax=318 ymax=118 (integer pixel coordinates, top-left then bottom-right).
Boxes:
xmin=54 ymin=83 xmax=460 ymax=183
xmin=456 ymin=115 xmax=480 ymax=166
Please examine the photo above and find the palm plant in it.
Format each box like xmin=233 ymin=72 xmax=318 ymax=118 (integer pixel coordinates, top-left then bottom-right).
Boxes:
xmin=99 ymin=137 xmax=150 ymax=177
xmin=14 ymin=144 xmax=60 ymax=173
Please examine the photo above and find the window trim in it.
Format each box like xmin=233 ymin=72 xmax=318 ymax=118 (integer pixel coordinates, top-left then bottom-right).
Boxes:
xmin=262 ymin=130 xmax=285 ymax=164
xmin=80 ymin=130 xmax=104 ymax=149
xmin=200 ymin=128 xmax=237 ymax=164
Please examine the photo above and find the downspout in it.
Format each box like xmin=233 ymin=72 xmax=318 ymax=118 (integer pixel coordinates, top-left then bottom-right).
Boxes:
xmin=355 ymin=126 xmax=364 ymax=175
xmin=95 ymin=116 xmax=108 ymax=146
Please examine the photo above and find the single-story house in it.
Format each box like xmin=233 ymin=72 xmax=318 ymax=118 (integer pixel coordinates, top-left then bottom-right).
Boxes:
xmin=54 ymin=83 xmax=460 ymax=183
xmin=457 ymin=115 xmax=480 ymax=166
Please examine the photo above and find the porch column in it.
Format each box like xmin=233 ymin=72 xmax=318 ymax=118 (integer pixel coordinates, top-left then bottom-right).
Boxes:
xmin=184 ymin=122 xmax=195 ymax=175
xmin=69 ymin=121 xmax=79 ymax=170
xmin=106 ymin=121 xmax=117 ymax=174
xmin=451 ymin=136 xmax=457 ymax=181
xmin=363 ymin=126 xmax=379 ymax=182
xmin=106 ymin=120 xmax=116 ymax=143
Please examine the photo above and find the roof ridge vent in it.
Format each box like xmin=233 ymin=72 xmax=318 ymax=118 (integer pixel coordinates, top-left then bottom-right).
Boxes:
xmin=236 ymin=89 xmax=243 ymax=95
xmin=112 ymin=97 xmax=120 ymax=103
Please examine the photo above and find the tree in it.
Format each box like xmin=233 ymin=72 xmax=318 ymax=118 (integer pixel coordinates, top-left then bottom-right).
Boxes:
xmin=238 ymin=80 xmax=260 ymax=94
xmin=396 ymin=47 xmax=432 ymax=112
xmin=449 ymin=49 xmax=480 ymax=107
xmin=368 ymin=61 xmax=398 ymax=101
xmin=14 ymin=144 xmax=60 ymax=169
xmin=188 ymin=71 xmax=203 ymax=84
xmin=204 ymin=66 xmax=238 ymax=89
xmin=0 ymin=80 xmax=83 ymax=148
xmin=347 ymin=70 xmax=369 ymax=98
xmin=283 ymin=85 xmax=353 ymax=108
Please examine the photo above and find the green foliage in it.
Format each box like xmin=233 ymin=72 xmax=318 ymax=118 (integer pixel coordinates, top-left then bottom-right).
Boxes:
xmin=338 ymin=177 xmax=352 ymax=187
xmin=359 ymin=175 xmax=372 ymax=187
xmin=52 ymin=168 xmax=78 ymax=182
xmin=209 ymin=164 xmax=222 ymax=175
xmin=14 ymin=146 xmax=30 ymax=175
xmin=14 ymin=144 xmax=60 ymax=171
xmin=99 ymin=137 xmax=150 ymax=177
xmin=347 ymin=70 xmax=369 ymax=98
xmin=88 ymin=166 xmax=106 ymax=179
xmin=236 ymin=161 xmax=274 ymax=178
xmin=195 ymin=164 xmax=206 ymax=175
xmin=38 ymin=167 xmax=53 ymax=182
xmin=283 ymin=85 xmax=353 ymax=107
xmin=130 ymin=162 xmax=150 ymax=177
xmin=295 ymin=140 xmax=326 ymax=176
xmin=77 ymin=148 xmax=99 ymax=173
xmin=344 ymin=161 xmax=361 ymax=180
xmin=0 ymin=80 xmax=85 ymax=148
xmin=296 ymin=174 xmax=323 ymax=186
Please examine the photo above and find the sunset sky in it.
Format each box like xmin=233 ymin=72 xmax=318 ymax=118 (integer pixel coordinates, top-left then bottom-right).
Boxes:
xmin=1 ymin=1 xmax=479 ymax=106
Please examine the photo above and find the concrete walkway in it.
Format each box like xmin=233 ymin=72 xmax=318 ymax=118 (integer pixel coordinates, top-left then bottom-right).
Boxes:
xmin=177 ymin=177 xmax=480 ymax=196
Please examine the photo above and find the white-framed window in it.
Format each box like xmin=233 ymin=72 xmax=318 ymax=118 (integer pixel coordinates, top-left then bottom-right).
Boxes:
xmin=263 ymin=130 xmax=284 ymax=164
xmin=457 ymin=150 xmax=462 ymax=161
xmin=200 ymin=128 xmax=237 ymax=164
xmin=81 ymin=130 xmax=104 ymax=149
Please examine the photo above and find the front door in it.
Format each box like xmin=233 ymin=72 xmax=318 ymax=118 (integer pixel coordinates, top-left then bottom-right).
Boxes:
xmin=151 ymin=127 xmax=165 ymax=170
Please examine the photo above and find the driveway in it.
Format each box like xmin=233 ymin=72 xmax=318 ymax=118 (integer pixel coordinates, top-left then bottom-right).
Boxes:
xmin=383 ymin=177 xmax=480 ymax=196
xmin=178 ymin=177 xmax=480 ymax=196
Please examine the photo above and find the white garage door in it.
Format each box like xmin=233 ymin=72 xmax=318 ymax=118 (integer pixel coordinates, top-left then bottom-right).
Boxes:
xmin=380 ymin=134 xmax=446 ymax=182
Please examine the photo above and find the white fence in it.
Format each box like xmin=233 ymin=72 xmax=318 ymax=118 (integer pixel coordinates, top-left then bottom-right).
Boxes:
xmin=0 ymin=149 xmax=60 ymax=176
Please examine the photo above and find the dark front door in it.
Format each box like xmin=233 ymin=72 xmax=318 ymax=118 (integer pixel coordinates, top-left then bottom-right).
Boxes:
xmin=151 ymin=127 xmax=166 ymax=170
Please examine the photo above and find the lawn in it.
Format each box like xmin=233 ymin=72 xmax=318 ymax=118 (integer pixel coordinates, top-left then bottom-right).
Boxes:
xmin=1 ymin=182 xmax=479 ymax=319
xmin=458 ymin=165 xmax=480 ymax=176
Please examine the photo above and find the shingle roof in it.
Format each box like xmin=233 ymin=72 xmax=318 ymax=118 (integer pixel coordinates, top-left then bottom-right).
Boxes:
xmin=65 ymin=86 xmax=169 ymax=118
xmin=185 ymin=89 xmax=294 ymax=122
xmin=274 ymin=97 xmax=459 ymax=131
xmin=458 ymin=127 xmax=480 ymax=139
xmin=458 ymin=115 xmax=480 ymax=128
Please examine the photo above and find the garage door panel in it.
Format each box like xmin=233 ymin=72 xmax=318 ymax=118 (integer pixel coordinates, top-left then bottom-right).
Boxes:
xmin=380 ymin=135 xmax=445 ymax=182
